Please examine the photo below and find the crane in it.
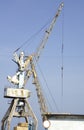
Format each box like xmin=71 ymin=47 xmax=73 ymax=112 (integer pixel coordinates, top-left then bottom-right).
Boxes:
xmin=3 ymin=2 xmax=64 ymax=130
xmin=23 ymin=1 xmax=64 ymax=122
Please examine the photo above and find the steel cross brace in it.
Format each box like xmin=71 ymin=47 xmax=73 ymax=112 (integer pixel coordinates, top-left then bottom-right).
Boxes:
xmin=1 ymin=98 xmax=38 ymax=130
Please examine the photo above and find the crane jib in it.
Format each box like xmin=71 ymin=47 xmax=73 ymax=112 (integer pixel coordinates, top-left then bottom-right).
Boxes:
xmin=35 ymin=2 xmax=64 ymax=63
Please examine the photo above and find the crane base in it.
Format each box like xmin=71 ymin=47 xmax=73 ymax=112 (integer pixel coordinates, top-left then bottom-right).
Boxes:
xmin=1 ymin=98 xmax=37 ymax=130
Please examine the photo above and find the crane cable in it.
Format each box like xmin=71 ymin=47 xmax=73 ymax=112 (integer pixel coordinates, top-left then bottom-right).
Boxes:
xmin=61 ymin=4 xmax=64 ymax=112
xmin=13 ymin=19 xmax=53 ymax=53
xmin=61 ymin=4 xmax=64 ymax=96
xmin=13 ymin=1 xmax=63 ymax=54
xmin=36 ymin=62 xmax=60 ymax=112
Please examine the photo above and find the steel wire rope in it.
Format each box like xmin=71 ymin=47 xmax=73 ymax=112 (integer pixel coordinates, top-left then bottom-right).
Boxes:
xmin=36 ymin=72 xmax=53 ymax=113
xmin=61 ymin=3 xmax=64 ymax=112
xmin=0 ymin=21 xmax=51 ymax=58
xmin=33 ymin=70 xmax=53 ymax=113
xmin=13 ymin=1 xmax=63 ymax=53
xmin=35 ymin=61 xmax=60 ymax=112
xmin=32 ymin=58 xmax=53 ymax=112
xmin=13 ymin=19 xmax=53 ymax=53
xmin=61 ymin=5 xmax=64 ymax=96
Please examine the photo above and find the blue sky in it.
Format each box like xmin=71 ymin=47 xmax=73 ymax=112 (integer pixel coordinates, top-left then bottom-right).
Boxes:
xmin=0 ymin=0 xmax=84 ymax=130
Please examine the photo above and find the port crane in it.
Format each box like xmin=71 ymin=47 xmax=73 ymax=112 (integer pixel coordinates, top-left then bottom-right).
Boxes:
xmin=1 ymin=2 xmax=63 ymax=130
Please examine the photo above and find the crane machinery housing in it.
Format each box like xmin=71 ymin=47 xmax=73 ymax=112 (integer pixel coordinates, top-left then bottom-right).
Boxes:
xmin=1 ymin=2 xmax=64 ymax=130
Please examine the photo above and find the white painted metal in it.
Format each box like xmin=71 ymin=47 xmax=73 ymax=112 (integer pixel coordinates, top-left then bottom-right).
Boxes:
xmin=44 ymin=114 xmax=84 ymax=130
xmin=48 ymin=120 xmax=84 ymax=130
xmin=4 ymin=88 xmax=31 ymax=98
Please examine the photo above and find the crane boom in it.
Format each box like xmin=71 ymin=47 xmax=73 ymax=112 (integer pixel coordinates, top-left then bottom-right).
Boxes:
xmin=30 ymin=60 xmax=48 ymax=115
xmin=23 ymin=2 xmax=64 ymax=119
xmin=35 ymin=2 xmax=64 ymax=62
